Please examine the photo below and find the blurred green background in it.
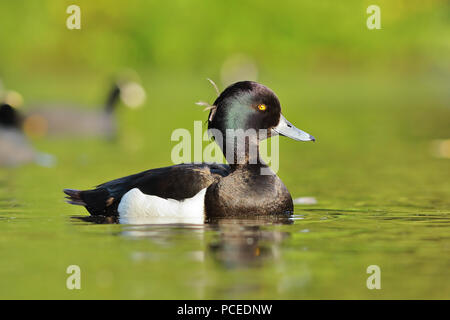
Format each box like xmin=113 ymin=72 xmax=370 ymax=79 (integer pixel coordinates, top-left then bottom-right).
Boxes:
xmin=0 ymin=0 xmax=449 ymax=299
xmin=1 ymin=0 xmax=448 ymax=76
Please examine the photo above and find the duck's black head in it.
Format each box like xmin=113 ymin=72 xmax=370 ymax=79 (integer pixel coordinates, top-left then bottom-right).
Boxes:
xmin=0 ymin=103 xmax=22 ymax=128
xmin=208 ymin=81 xmax=315 ymax=142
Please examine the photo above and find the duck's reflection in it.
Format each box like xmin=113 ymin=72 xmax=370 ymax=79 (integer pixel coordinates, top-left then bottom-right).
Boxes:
xmin=73 ymin=214 xmax=292 ymax=269
xmin=207 ymin=217 xmax=291 ymax=268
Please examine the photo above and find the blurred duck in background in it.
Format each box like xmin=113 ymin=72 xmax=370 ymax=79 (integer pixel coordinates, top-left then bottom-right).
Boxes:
xmin=0 ymin=103 xmax=54 ymax=167
xmin=24 ymin=75 xmax=146 ymax=139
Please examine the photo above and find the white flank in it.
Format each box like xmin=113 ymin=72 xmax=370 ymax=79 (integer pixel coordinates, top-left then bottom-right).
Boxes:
xmin=118 ymin=188 xmax=207 ymax=224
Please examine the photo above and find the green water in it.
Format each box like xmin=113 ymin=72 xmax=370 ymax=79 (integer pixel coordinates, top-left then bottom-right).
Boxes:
xmin=0 ymin=73 xmax=449 ymax=299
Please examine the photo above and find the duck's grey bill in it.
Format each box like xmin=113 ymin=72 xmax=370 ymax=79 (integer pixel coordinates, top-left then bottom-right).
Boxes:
xmin=271 ymin=114 xmax=315 ymax=142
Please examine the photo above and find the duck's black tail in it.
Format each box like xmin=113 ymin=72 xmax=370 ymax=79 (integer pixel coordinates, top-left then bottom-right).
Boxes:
xmin=64 ymin=189 xmax=86 ymax=206
xmin=64 ymin=188 xmax=117 ymax=216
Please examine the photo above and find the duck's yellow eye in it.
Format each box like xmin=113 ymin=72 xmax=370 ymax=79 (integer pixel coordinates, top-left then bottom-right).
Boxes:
xmin=258 ymin=104 xmax=267 ymax=111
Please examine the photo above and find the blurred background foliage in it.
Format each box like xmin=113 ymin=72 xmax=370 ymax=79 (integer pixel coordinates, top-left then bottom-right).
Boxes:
xmin=0 ymin=0 xmax=448 ymax=77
